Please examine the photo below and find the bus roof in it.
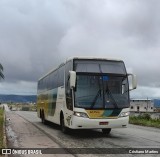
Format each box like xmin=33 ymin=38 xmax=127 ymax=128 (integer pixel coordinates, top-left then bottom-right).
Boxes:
xmin=38 ymin=56 xmax=123 ymax=81
xmin=66 ymin=56 xmax=123 ymax=62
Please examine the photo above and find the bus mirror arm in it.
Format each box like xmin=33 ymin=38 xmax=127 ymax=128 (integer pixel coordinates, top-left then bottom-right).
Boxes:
xmin=69 ymin=71 xmax=76 ymax=89
xmin=127 ymin=73 xmax=137 ymax=91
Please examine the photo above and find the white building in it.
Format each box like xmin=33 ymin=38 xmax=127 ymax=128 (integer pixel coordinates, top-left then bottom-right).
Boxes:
xmin=130 ymin=99 xmax=155 ymax=112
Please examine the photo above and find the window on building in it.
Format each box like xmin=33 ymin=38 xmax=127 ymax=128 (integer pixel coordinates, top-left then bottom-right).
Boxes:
xmin=131 ymin=106 xmax=133 ymax=109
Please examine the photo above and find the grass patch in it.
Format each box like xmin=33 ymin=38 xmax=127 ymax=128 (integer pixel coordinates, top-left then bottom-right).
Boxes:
xmin=0 ymin=108 xmax=4 ymax=148
xmin=129 ymin=114 xmax=160 ymax=128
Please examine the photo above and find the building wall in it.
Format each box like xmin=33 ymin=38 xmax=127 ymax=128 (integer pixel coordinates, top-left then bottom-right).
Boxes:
xmin=130 ymin=99 xmax=155 ymax=112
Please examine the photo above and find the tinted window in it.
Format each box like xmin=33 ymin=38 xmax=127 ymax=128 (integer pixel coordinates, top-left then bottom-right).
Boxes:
xmin=75 ymin=63 xmax=100 ymax=73
xmin=58 ymin=65 xmax=64 ymax=87
xmin=74 ymin=60 xmax=126 ymax=75
xmin=52 ymin=71 xmax=58 ymax=89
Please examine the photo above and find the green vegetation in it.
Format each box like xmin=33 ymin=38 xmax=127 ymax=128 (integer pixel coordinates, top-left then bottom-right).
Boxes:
xmin=0 ymin=108 xmax=4 ymax=148
xmin=129 ymin=113 xmax=160 ymax=128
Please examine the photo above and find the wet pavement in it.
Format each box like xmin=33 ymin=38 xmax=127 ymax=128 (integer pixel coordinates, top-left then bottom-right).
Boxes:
xmin=5 ymin=107 xmax=74 ymax=157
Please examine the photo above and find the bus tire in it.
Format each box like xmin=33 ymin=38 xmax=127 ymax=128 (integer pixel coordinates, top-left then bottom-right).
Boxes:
xmin=102 ymin=128 xmax=111 ymax=135
xmin=41 ymin=110 xmax=47 ymax=124
xmin=60 ymin=114 xmax=68 ymax=133
xmin=40 ymin=109 xmax=42 ymax=118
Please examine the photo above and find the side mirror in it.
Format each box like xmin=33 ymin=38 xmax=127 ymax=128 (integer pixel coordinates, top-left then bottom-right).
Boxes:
xmin=128 ymin=73 xmax=137 ymax=91
xmin=69 ymin=71 xmax=76 ymax=88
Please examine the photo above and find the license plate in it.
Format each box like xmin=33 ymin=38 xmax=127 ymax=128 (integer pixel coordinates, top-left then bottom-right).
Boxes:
xmin=99 ymin=122 xmax=108 ymax=125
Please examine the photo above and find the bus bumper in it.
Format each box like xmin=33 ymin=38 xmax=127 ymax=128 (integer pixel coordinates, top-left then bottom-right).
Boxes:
xmin=70 ymin=116 xmax=129 ymax=129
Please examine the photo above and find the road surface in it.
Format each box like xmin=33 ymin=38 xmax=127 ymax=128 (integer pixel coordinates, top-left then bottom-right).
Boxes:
xmin=4 ymin=105 xmax=160 ymax=157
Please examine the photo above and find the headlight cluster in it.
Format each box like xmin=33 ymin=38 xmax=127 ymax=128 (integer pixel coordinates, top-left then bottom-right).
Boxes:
xmin=119 ymin=112 xmax=130 ymax=117
xmin=74 ymin=112 xmax=89 ymax=118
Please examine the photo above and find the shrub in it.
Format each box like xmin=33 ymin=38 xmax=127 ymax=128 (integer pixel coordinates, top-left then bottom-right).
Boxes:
xmin=137 ymin=113 xmax=151 ymax=120
xmin=129 ymin=114 xmax=160 ymax=128
xmin=142 ymin=113 xmax=151 ymax=120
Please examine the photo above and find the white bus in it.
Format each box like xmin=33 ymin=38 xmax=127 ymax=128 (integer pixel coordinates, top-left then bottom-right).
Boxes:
xmin=37 ymin=57 xmax=137 ymax=134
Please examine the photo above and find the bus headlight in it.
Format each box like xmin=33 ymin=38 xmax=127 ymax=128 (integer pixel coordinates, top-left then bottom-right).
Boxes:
xmin=119 ymin=112 xmax=130 ymax=117
xmin=74 ymin=112 xmax=89 ymax=118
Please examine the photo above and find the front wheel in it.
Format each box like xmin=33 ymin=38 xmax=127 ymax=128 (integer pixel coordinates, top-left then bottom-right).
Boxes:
xmin=102 ymin=128 xmax=111 ymax=135
xmin=60 ymin=115 xmax=68 ymax=133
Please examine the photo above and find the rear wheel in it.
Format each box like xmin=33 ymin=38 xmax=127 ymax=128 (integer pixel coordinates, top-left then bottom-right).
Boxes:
xmin=102 ymin=128 xmax=111 ymax=135
xmin=60 ymin=114 xmax=68 ymax=133
xmin=41 ymin=110 xmax=47 ymax=124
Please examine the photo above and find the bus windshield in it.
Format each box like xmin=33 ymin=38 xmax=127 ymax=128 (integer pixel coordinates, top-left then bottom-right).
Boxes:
xmin=75 ymin=74 xmax=129 ymax=109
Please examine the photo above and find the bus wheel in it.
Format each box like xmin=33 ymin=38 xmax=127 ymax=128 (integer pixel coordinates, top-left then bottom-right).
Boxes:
xmin=102 ymin=128 xmax=111 ymax=135
xmin=41 ymin=111 xmax=47 ymax=124
xmin=60 ymin=115 xmax=67 ymax=133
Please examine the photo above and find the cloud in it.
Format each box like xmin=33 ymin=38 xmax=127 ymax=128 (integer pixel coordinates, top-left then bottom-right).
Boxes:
xmin=131 ymin=86 xmax=160 ymax=99
xmin=0 ymin=0 xmax=160 ymax=98
xmin=0 ymin=80 xmax=36 ymax=95
xmin=0 ymin=0 xmax=69 ymax=82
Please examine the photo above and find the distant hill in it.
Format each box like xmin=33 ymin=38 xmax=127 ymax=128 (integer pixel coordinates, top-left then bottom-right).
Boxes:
xmin=0 ymin=94 xmax=36 ymax=103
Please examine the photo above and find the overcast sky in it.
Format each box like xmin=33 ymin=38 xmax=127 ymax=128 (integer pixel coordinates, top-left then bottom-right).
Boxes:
xmin=0 ymin=0 xmax=160 ymax=98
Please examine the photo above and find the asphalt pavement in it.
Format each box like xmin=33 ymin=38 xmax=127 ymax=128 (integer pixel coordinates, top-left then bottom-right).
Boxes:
xmin=3 ymin=105 xmax=160 ymax=157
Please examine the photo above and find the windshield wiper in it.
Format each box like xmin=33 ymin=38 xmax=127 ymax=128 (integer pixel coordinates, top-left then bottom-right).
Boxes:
xmin=90 ymin=76 xmax=102 ymax=108
xmin=105 ymin=82 xmax=118 ymax=108
xmin=90 ymin=89 xmax=101 ymax=108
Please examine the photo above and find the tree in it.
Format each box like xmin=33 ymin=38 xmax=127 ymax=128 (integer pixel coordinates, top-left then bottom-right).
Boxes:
xmin=0 ymin=63 xmax=4 ymax=79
